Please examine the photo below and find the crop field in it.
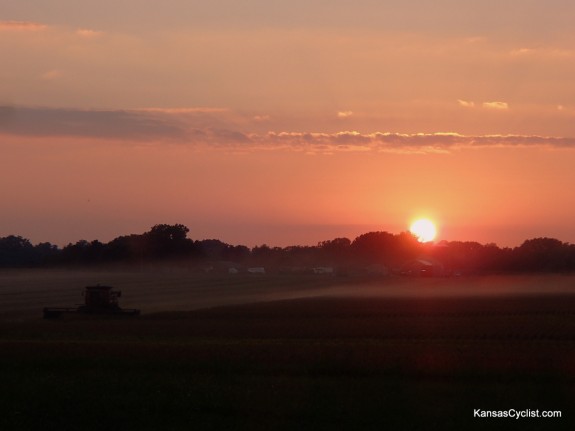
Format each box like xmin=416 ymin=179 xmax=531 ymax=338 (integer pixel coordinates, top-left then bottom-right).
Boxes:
xmin=1 ymin=270 xmax=575 ymax=430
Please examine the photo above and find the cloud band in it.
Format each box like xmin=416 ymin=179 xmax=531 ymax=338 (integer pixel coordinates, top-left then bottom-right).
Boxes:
xmin=1 ymin=106 xmax=574 ymax=152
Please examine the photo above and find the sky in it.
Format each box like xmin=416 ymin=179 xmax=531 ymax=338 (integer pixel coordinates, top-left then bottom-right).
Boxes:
xmin=2 ymin=1 xmax=575 ymax=248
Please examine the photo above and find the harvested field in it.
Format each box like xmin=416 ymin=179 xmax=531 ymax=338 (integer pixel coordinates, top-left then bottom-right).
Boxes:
xmin=1 ymin=271 xmax=575 ymax=429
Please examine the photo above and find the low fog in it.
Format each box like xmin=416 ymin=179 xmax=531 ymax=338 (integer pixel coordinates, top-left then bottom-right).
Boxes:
xmin=2 ymin=270 xmax=575 ymax=321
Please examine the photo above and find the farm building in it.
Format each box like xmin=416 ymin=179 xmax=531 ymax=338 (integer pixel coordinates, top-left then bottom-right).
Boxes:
xmin=400 ymin=258 xmax=444 ymax=277
xmin=365 ymin=264 xmax=389 ymax=276
xmin=313 ymin=267 xmax=335 ymax=275
xmin=205 ymin=261 xmax=243 ymax=274
xmin=247 ymin=267 xmax=266 ymax=275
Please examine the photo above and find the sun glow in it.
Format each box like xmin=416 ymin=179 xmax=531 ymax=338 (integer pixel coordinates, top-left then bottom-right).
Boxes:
xmin=410 ymin=218 xmax=437 ymax=242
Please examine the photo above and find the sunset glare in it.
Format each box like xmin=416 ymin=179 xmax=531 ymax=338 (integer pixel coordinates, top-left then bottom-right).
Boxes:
xmin=410 ymin=219 xmax=437 ymax=243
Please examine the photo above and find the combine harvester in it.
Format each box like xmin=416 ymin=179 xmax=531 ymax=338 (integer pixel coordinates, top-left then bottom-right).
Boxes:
xmin=43 ymin=285 xmax=141 ymax=319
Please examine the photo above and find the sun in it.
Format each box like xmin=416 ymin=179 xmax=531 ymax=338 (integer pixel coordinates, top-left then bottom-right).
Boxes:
xmin=409 ymin=218 xmax=437 ymax=242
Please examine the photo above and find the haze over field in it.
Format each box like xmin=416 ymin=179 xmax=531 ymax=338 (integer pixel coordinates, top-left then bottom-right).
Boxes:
xmin=3 ymin=270 xmax=575 ymax=321
xmin=2 ymin=1 xmax=575 ymax=247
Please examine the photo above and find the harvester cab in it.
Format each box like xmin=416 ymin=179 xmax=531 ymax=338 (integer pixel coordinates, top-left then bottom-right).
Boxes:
xmin=43 ymin=284 xmax=140 ymax=318
xmin=82 ymin=285 xmax=121 ymax=311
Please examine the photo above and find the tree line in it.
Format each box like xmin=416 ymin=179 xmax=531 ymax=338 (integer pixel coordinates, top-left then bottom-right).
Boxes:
xmin=1 ymin=224 xmax=575 ymax=273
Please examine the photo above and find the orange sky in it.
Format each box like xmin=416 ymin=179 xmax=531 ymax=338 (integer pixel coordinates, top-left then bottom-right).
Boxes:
xmin=2 ymin=2 xmax=575 ymax=247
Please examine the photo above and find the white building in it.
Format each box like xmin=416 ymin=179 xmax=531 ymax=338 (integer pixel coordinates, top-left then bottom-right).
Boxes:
xmin=247 ymin=267 xmax=266 ymax=275
xmin=313 ymin=267 xmax=334 ymax=275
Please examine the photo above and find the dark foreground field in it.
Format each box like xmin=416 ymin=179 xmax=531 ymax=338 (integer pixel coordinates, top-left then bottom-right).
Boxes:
xmin=1 ymin=274 xmax=575 ymax=430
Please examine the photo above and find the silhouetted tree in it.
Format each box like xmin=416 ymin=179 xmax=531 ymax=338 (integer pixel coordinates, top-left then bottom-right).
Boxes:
xmin=251 ymin=244 xmax=287 ymax=266
xmin=144 ymin=224 xmax=194 ymax=258
xmin=105 ymin=234 xmax=147 ymax=262
xmin=351 ymin=231 xmax=395 ymax=264
xmin=351 ymin=231 xmax=422 ymax=266
xmin=198 ymin=239 xmax=232 ymax=260
xmin=148 ymin=224 xmax=189 ymax=242
xmin=394 ymin=231 xmax=423 ymax=262
xmin=3 ymin=225 xmax=575 ymax=273
xmin=226 ymin=245 xmax=251 ymax=261
xmin=61 ymin=240 xmax=104 ymax=265
xmin=512 ymin=237 xmax=572 ymax=271
xmin=318 ymin=237 xmax=351 ymax=264
xmin=33 ymin=242 xmax=60 ymax=265
xmin=0 ymin=235 xmax=36 ymax=266
xmin=275 ymin=245 xmax=318 ymax=267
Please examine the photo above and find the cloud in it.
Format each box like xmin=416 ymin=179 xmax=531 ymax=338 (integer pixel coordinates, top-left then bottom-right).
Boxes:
xmin=0 ymin=21 xmax=105 ymax=39
xmin=457 ymin=100 xmax=475 ymax=108
xmin=510 ymin=48 xmax=534 ymax=56
xmin=76 ymin=29 xmax=103 ymax=38
xmin=2 ymin=106 xmax=575 ymax=153
xmin=138 ymin=107 xmax=229 ymax=114
xmin=0 ymin=20 xmax=48 ymax=31
xmin=250 ymin=132 xmax=575 ymax=154
xmin=459 ymin=100 xmax=509 ymax=111
xmin=337 ymin=111 xmax=353 ymax=118
xmin=510 ymin=47 xmax=574 ymax=58
xmin=0 ymin=105 xmax=253 ymax=145
xmin=482 ymin=101 xmax=509 ymax=110
xmin=0 ymin=106 xmax=190 ymax=142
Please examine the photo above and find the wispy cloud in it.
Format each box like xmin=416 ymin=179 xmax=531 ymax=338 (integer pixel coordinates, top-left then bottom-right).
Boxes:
xmin=0 ymin=20 xmax=48 ymax=31
xmin=0 ymin=21 xmax=105 ymax=38
xmin=0 ymin=106 xmax=189 ymax=142
xmin=510 ymin=48 xmax=534 ymax=56
xmin=482 ymin=101 xmax=509 ymax=110
xmin=457 ymin=100 xmax=475 ymax=108
xmin=510 ymin=47 xmax=574 ymax=58
xmin=459 ymin=100 xmax=511 ymax=110
xmin=76 ymin=28 xmax=103 ymax=38
xmin=137 ymin=107 xmax=229 ymax=114
xmin=1 ymin=106 xmax=574 ymax=153
xmin=337 ymin=111 xmax=353 ymax=118
xmin=251 ymin=132 xmax=575 ymax=153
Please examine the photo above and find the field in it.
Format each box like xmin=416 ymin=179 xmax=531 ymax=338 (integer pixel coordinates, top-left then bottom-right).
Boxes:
xmin=1 ymin=270 xmax=575 ymax=430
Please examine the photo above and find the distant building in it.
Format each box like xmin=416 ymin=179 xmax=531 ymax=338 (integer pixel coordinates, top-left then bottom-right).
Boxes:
xmin=247 ymin=267 xmax=266 ymax=275
xmin=313 ymin=267 xmax=334 ymax=275
xmin=365 ymin=264 xmax=389 ymax=276
xmin=401 ymin=258 xmax=444 ymax=277
xmin=205 ymin=261 xmax=242 ymax=274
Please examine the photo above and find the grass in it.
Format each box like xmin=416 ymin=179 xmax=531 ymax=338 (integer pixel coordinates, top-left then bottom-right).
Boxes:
xmin=1 ymin=272 xmax=575 ymax=429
